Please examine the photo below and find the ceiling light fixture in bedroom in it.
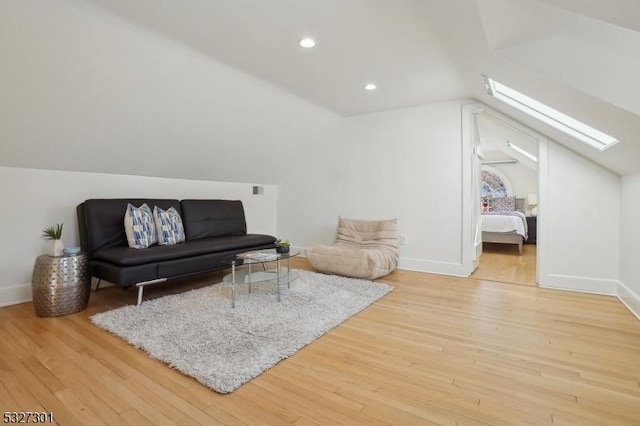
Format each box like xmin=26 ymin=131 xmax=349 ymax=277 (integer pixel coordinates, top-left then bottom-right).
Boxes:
xmin=507 ymin=141 xmax=537 ymax=162
xmin=299 ymin=38 xmax=316 ymax=48
xmin=364 ymin=83 xmax=377 ymax=91
xmin=483 ymin=75 xmax=619 ymax=151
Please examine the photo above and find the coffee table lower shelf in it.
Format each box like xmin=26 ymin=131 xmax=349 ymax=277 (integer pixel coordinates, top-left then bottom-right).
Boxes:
xmin=222 ymin=267 xmax=299 ymax=308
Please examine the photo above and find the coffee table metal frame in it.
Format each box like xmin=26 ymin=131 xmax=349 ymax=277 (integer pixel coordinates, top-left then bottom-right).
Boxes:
xmin=224 ymin=249 xmax=300 ymax=308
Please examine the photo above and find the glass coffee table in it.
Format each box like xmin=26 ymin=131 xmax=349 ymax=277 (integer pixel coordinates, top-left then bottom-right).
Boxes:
xmin=223 ymin=249 xmax=300 ymax=308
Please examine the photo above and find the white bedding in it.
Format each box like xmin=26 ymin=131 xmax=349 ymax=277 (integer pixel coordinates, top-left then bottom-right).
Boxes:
xmin=481 ymin=211 xmax=528 ymax=239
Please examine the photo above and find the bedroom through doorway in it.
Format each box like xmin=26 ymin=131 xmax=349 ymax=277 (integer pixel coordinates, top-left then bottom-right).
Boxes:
xmin=469 ymin=111 xmax=538 ymax=286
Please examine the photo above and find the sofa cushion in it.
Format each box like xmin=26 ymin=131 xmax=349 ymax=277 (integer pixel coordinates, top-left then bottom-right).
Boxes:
xmin=93 ymin=234 xmax=276 ymax=266
xmin=153 ymin=206 xmax=186 ymax=245
xmin=124 ymin=203 xmax=158 ymax=249
xmin=181 ymin=199 xmax=247 ymax=240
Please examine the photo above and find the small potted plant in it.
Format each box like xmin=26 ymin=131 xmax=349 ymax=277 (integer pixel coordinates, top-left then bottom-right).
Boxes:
xmin=274 ymin=238 xmax=290 ymax=254
xmin=42 ymin=223 xmax=64 ymax=257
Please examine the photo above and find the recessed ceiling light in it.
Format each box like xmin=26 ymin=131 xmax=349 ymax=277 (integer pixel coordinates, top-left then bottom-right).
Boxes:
xmin=299 ymin=38 xmax=316 ymax=48
xmin=364 ymin=83 xmax=377 ymax=91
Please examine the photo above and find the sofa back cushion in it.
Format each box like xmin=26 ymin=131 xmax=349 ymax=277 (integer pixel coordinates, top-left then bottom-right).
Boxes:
xmin=78 ymin=199 xmax=181 ymax=256
xmin=181 ymin=199 xmax=247 ymax=240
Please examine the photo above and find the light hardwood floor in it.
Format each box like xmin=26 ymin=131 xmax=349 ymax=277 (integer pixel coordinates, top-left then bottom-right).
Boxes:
xmin=471 ymin=243 xmax=537 ymax=286
xmin=2 ymin=258 xmax=640 ymax=425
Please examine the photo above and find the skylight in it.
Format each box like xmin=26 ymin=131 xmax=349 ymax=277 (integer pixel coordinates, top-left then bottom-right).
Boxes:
xmin=483 ymin=76 xmax=619 ymax=151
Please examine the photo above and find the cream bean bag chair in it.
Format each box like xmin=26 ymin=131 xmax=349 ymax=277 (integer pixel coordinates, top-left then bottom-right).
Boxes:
xmin=307 ymin=217 xmax=399 ymax=280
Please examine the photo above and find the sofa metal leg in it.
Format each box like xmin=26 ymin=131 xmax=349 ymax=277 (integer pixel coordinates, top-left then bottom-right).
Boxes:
xmin=94 ymin=278 xmax=102 ymax=292
xmin=136 ymin=286 xmax=144 ymax=307
xmin=135 ymin=278 xmax=168 ymax=306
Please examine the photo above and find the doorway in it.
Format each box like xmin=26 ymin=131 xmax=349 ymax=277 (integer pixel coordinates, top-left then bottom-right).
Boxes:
xmin=462 ymin=103 xmax=543 ymax=286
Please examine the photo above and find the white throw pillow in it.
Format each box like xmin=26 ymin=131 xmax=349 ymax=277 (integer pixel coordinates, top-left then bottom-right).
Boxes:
xmin=154 ymin=206 xmax=185 ymax=245
xmin=124 ymin=203 xmax=158 ymax=249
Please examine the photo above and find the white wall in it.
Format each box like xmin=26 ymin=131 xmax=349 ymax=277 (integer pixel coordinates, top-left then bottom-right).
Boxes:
xmin=0 ymin=167 xmax=277 ymax=307
xmin=279 ymin=99 xmax=625 ymax=294
xmin=0 ymin=0 xmax=338 ymax=184
xmin=279 ymin=100 xmax=468 ymax=275
xmin=538 ymin=140 xmax=620 ymax=294
xmin=619 ymin=172 xmax=640 ymax=319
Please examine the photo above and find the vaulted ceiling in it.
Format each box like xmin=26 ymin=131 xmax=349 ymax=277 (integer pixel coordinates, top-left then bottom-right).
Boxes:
xmin=3 ymin=0 xmax=640 ymax=179
xmin=80 ymin=0 xmax=469 ymax=116
xmin=476 ymin=113 xmax=539 ymax=172
xmin=80 ymin=0 xmax=640 ymax=175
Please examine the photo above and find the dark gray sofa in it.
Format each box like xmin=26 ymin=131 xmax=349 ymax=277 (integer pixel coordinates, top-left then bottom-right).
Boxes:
xmin=77 ymin=198 xmax=276 ymax=304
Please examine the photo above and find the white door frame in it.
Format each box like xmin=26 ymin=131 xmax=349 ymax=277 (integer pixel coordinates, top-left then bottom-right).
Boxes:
xmin=461 ymin=102 xmax=547 ymax=281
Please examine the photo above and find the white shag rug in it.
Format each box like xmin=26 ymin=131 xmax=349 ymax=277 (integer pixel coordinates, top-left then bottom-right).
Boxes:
xmin=90 ymin=270 xmax=392 ymax=393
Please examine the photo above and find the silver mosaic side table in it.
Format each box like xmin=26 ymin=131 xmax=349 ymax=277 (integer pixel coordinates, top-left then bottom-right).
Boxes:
xmin=31 ymin=254 xmax=90 ymax=317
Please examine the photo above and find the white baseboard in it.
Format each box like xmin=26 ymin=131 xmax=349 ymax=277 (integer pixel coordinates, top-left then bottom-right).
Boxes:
xmin=0 ymin=278 xmax=108 ymax=308
xmin=398 ymin=257 xmax=467 ymax=277
xmin=0 ymin=283 xmax=32 ymax=307
xmin=617 ymin=281 xmax=640 ymax=321
xmin=539 ymin=273 xmax=618 ymax=296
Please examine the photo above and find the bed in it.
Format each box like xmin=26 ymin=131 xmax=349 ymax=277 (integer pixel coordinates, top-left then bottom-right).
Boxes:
xmin=481 ymin=197 xmax=529 ymax=255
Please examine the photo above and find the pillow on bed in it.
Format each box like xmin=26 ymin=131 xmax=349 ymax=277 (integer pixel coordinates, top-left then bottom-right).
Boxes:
xmin=492 ymin=196 xmax=516 ymax=212
xmin=481 ymin=197 xmax=494 ymax=212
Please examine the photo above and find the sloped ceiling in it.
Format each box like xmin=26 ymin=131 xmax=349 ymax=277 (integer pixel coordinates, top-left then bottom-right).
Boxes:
xmin=478 ymin=0 xmax=640 ymax=118
xmin=423 ymin=0 xmax=640 ymax=175
xmin=476 ymin=114 xmax=538 ymax=172
xmin=2 ymin=0 xmax=640 ymax=181
xmin=80 ymin=0 xmax=640 ymax=175
xmin=81 ymin=0 xmax=469 ymax=116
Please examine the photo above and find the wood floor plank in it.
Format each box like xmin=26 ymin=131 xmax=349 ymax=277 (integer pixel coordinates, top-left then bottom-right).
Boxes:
xmin=36 ymin=329 xmax=132 ymax=415
xmin=250 ymin=374 xmax=371 ymax=425
xmin=471 ymin=243 xmax=536 ymax=285
xmin=117 ymin=408 xmax=155 ymax=426
xmin=20 ymin=355 xmax=66 ymax=394
xmin=0 ymin=331 xmax=80 ymax=424
xmin=0 ymin=381 xmax=21 ymax=412
xmin=99 ymin=375 xmax=176 ymax=425
xmin=199 ymin=402 xmax=248 ymax=426
xmin=1 ymin=257 xmax=639 ymax=424
xmin=51 ymin=318 xmax=212 ymax=424
xmin=262 ymin=365 xmax=366 ymax=416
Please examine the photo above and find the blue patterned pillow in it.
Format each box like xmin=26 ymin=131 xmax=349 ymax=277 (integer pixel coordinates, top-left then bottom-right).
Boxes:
xmin=124 ymin=203 xmax=158 ymax=249
xmin=153 ymin=206 xmax=185 ymax=245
